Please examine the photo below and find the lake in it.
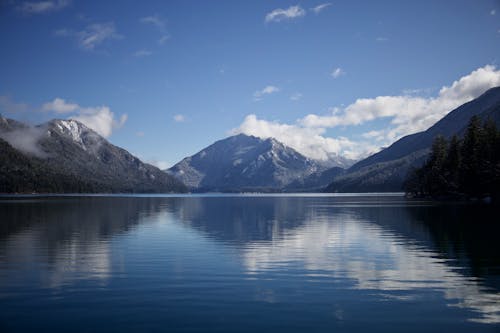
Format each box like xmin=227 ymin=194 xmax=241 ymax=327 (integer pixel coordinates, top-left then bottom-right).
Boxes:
xmin=0 ymin=194 xmax=499 ymax=332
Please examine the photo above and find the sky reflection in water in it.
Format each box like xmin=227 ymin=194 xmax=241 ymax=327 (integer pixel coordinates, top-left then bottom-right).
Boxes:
xmin=0 ymin=195 xmax=498 ymax=332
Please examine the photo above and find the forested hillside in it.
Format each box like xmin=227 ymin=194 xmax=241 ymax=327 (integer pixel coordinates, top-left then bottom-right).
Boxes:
xmin=404 ymin=116 xmax=500 ymax=200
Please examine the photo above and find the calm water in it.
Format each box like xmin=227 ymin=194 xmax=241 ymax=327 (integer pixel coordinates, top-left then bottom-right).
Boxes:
xmin=0 ymin=194 xmax=499 ymax=332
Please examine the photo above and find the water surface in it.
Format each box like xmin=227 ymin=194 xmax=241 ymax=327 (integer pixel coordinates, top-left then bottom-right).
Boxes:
xmin=0 ymin=194 xmax=499 ymax=332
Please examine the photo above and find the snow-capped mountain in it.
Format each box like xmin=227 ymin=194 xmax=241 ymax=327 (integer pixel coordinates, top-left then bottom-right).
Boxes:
xmin=167 ymin=134 xmax=329 ymax=192
xmin=49 ymin=119 xmax=102 ymax=151
xmin=0 ymin=116 xmax=187 ymax=193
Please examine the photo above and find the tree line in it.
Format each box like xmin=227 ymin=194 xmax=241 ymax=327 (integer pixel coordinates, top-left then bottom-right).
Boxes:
xmin=404 ymin=115 xmax=500 ymax=201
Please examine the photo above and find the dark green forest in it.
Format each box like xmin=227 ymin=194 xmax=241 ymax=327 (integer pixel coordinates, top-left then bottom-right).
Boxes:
xmin=0 ymin=138 xmax=187 ymax=194
xmin=404 ymin=116 xmax=500 ymax=201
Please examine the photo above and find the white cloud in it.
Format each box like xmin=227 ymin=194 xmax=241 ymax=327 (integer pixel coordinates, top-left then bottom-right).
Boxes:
xmin=147 ymin=159 xmax=170 ymax=170
xmin=136 ymin=131 xmax=145 ymax=137
xmin=376 ymin=37 xmax=389 ymax=42
xmin=233 ymin=65 xmax=500 ymax=162
xmin=18 ymin=0 xmax=70 ymax=14
xmin=134 ymin=49 xmax=152 ymax=57
xmin=331 ymin=67 xmax=345 ymax=78
xmin=232 ymin=114 xmax=377 ymax=161
xmin=401 ymin=88 xmax=432 ymax=96
xmin=254 ymin=85 xmax=280 ymax=101
xmin=140 ymin=15 xmax=167 ymax=32
xmin=241 ymin=212 xmax=500 ymax=325
xmin=56 ymin=22 xmax=122 ymax=50
xmin=72 ymin=107 xmax=127 ymax=138
xmin=158 ymin=35 xmax=170 ymax=45
xmin=42 ymin=97 xmax=78 ymax=113
xmin=290 ymin=93 xmax=303 ymax=101
xmin=173 ymin=114 xmax=185 ymax=122
xmin=42 ymin=98 xmax=127 ymax=138
xmin=301 ymin=65 xmax=500 ymax=143
xmin=0 ymin=126 xmax=47 ymax=157
xmin=311 ymin=3 xmax=332 ymax=14
xmin=141 ymin=14 xmax=169 ymax=46
xmin=265 ymin=5 xmax=306 ymax=23
xmin=491 ymin=9 xmax=496 ymax=15
xmin=361 ymin=129 xmax=388 ymax=142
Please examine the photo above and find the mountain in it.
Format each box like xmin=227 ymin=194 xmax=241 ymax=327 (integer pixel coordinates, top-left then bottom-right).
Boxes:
xmin=285 ymin=166 xmax=345 ymax=192
xmin=168 ymin=134 xmax=325 ymax=192
xmin=0 ymin=116 xmax=187 ymax=193
xmin=326 ymin=86 xmax=500 ymax=192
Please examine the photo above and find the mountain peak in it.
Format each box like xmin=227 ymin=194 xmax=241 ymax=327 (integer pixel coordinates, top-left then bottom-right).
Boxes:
xmin=168 ymin=133 xmax=322 ymax=191
xmin=47 ymin=119 xmax=102 ymax=151
xmin=0 ymin=116 xmax=187 ymax=193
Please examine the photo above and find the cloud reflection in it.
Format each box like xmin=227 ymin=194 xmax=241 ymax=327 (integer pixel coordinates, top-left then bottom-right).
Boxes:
xmin=242 ymin=209 xmax=500 ymax=324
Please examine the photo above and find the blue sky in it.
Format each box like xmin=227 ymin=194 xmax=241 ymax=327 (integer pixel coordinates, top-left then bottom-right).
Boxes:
xmin=1 ymin=0 xmax=500 ymax=167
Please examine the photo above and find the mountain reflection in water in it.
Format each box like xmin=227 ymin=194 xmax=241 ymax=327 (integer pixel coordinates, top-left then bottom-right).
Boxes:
xmin=0 ymin=195 xmax=498 ymax=332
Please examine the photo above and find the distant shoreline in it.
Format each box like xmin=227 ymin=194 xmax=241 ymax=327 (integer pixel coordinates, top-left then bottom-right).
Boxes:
xmin=0 ymin=192 xmax=406 ymax=198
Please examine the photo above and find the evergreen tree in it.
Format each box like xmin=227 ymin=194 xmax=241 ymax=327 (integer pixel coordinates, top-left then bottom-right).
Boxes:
xmin=481 ymin=118 xmax=500 ymax=199
xmin=460 ymin=115 xmax=483 ymax=197
xmin=404 ymin=115 xmax=500 ymax=201
xmin=443 ymin=135 xmax=461 ymax=194
xmin=426 ymin=135 xmax=448 ymax=196
xmin=404 ymin=166 xmax=426 ymax=197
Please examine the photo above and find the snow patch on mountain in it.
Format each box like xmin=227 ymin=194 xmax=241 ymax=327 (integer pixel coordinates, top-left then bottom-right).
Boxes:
xmin=56 ymin=120 xmax=85 ymax=148
xmin=168 ymin=134 xmax=333 ymax=191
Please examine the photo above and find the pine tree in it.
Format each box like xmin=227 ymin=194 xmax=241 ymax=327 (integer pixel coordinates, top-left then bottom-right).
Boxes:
xmin=460 ymin=116 xmax=483 ymax=197
xmin=404 ymin=115 xmax=500 ymax=201
xmin=426 ymin=135 xmax=448 ymax=196
xmin=481 ymin=118 xmax=500 ymax=199
xmin=443 ymin=135 xmax=461 ymax=194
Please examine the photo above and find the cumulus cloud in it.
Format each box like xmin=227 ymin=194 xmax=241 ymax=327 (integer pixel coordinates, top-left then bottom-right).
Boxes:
xmin=361 ymin=129 xmax=388 ymax=142
xmin=173 ymin=114 xmax=185 ymax=122
xmin=331 ymin=67 xmax=345 ymax=78
xmin=42 ymin=98 xmax=127 ymax=137
xmin=18 ymin=0 xmax=70 ymax=14
xmin=233 ymin=114 xmax=377 ymax=161
xmin=72 ymin=107 xmax=127 ymax=138
xmin=254 ymin=85 xmax=280 ymax=101
xmin=42 ymin=97 xmax=78 ymax=113
xmin=233 ymin=65 xmax=500 ymax=162
xmin=265 ymin=5 xmax=306 ymax=22
xmin=302 ymin=65 xmax=500 ymax=142
xmin=311 ymin=3 xmax=332 ymax=14
xmin=56 ymin=22 xmax=122 ymax=50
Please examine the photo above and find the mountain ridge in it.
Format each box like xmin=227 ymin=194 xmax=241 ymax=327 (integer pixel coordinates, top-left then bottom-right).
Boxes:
xmin=326 ymin=86 xmax=500 ymax=192
xmin=0 ymin=116 xmax=187 ymax=193
xmin=168 ymin=133 xmax=328 ymax=192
